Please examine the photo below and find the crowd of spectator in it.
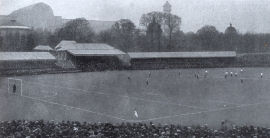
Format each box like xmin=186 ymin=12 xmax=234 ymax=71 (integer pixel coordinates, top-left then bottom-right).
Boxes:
xmin=1 ymin=120 xmax=270 ymax=138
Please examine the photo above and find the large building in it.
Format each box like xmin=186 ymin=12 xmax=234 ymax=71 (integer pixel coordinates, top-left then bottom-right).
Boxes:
xmin=0 ymin=20 xmax=32 ymax=51
xmin=0 ymin=2 xmax=115 ymax=33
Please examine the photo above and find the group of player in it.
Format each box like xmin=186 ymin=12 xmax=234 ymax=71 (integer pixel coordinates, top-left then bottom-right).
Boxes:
xmin=193 ymin=70 xmax=208 ymax=79
xmin=128 ymin=68 xmax=266 ymax=86
xmin=224 ymin=68 xmax=264 ymax=78
xmin=224 ymin=68 xmax=265 ymax=84
xmin=224 ymin=69 xmax=242 ymax=79
xmin=127 ymin=72 xmax=152 ymax=86
xmin=126 ymin=68 xmax=266 ymax=119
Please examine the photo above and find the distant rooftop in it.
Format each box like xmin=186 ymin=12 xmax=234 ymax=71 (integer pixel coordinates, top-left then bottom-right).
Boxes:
xmin=67 ymin=49 xmax=126 ymax=57
xmin=128 ymin=51 xmax=237 ymax=59
xmin=0 ymin=19 xmax=31 ymax=30
xmin=0 ymin=52 xmax=56 ymax=61
xmin=34 ymin=45 xmax=53 ymax=51
xmin=55 ymin=40 xmax=115 ymax=51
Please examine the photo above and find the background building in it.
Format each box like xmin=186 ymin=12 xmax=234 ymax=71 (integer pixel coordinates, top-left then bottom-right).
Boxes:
xmin=0 ymin=52 xmax=56 ymax=72
xmin=0 ymin=19 xmax=32 ymax=51
xmin=225 ymin=23 xmax=237 ymax=35
xmin=0 ymin=2 xmax=115 ymax=33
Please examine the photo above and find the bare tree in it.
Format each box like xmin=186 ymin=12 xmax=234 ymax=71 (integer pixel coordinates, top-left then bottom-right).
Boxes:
xmin=146 ymin=17 xmax=162 ymax=51
xmin=163 ymin=13 xmax=181 ymax=49
xmin=56 ymin=18 xmax=95 ymax=43
xmin=111 ymin=19 xmax=136 ymax=51
xmin=140 ymin=11 xmax=181 ymax=50
xmin=197 ymin=25 xmax=220 ymax=50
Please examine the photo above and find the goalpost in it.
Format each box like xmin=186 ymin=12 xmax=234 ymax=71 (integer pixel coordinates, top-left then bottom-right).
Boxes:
xmin=7 ymin=78 xmax=23 ymax=96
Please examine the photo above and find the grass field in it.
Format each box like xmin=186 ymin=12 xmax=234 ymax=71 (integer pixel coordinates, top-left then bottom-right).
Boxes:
xmin=1 ymin=68 xmax=270 ymax=127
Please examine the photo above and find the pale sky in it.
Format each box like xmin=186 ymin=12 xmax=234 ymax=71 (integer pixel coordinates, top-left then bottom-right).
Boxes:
xmin=0 ymin=0 xmax=270 ymax=33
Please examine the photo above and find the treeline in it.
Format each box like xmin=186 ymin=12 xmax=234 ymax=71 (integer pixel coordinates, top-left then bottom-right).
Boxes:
xmin=33 ymin=16 xmax=270 ymax=53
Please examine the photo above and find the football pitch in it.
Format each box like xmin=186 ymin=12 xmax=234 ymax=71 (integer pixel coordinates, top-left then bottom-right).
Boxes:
xmin=1 ymin=68 xmax=270 ymax=127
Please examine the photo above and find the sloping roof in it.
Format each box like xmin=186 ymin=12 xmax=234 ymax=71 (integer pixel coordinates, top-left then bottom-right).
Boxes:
xmin=0 ymin=52 xmax=56 ymax=61
xmin=55 ymin=40 xmax=76 ymax=50
xmin=33 ymin=45 xmax=53 ymax=51
xmin=0 ymin=19 xmax=31 ymax=29
xmin=55 ymin=41 xmax=114 ymax=51
xmin=128 ymin=51 xmax=237 ymax=59
xmin=67 ymin=49 xmax=126 ymax=56
xmin=238 ymin=52 xmax=270 ymax=57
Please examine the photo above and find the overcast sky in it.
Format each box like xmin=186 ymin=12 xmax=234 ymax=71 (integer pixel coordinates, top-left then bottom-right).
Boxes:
xmin=1 ymin=0 xmax=270 ymax=33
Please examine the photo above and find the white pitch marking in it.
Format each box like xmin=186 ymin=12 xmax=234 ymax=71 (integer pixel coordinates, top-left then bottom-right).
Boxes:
xmin=21 ymin=80 xmax=205 ymax=110
xmin=133 ymin=100 xmax=270 ymax=122
xmin=144 ymin=92 xmax=162 ymax=96
xmin=208 ymin=99 xmax=241 ymax=106
xmin=43 ymin=92 xmax=58 ymax=99
xmin=12 ymin=71 xmax=270 ymax=122
xmin=21 ymin=95 xmax=130 ymax=122
xmin=5 ymin=77 xmax=270 ymax=122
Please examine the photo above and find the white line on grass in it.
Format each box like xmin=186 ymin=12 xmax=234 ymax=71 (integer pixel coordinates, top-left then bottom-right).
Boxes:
xmin=3 ymin=83 xmax=270 ymax=123
xmin=143 ymin=92 xmax=163 ymax=96
xmin=134 ymin=100 xmax=270 ymax=122
xmin=121 ymin=95 xmax=206 ymax=110
xmin=19 ymin=94 xmax=207 ymax=123
xmin=22 ymin=77 xmax=164 ymax=98
xmin=20 ymin=95 xmax=130 ymax=122
xmin=207 ymin=99 xmax=241 ymax=106
xmin=21 ymin=80 xmax=206 ymax=110
xmin=0 ymin=87 xmax=129 ymax=121
xmin=43 ymin=92 xmax=58 ymax=99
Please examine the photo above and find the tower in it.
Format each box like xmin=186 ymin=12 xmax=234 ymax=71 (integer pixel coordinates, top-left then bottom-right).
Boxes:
xmin=163 ymin=1 xmax=172 ymax=14
xmin=225 ymin=23 xmax=237 ymax=35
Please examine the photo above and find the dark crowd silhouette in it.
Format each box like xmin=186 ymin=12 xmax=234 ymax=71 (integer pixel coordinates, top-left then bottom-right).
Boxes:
xmin=1 ymin=120 xmax=270 ymax=138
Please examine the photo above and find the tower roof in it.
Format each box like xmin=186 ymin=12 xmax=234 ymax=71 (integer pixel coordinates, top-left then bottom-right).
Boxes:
xmin=225 ymin=23 xmax=237 ymax=34
xmin=163 ymin=1 xmax=171 ymax=8
xmin=163 ymin=1 xmax=172 ymax=13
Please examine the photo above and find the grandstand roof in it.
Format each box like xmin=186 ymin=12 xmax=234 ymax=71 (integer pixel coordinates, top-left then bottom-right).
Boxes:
xmin=55 ymin=40 xmax=76 ymax=50
xmin=33 ymin=45 xmax=53 ymax=51
xmin=68 ymin=49 xmax=126 ymax=57
xmin=128 ymin=51 xmax=237 ymax=59
xmin=0 ymin=52 xmax=56 ymax=61
xmin=55 ymin=40 xmax=114 ymax=51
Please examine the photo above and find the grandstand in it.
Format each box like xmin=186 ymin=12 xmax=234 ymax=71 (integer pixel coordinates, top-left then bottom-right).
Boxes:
xmin=128 ymin=51 xmax=237 ymax=69
xmin=0 ymin=52 xmax=57 ymax=74
xmin=237 ymin=52 xmax=270 ymax=67
xmin=55 ymin=40 xmax=130 ymax=71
